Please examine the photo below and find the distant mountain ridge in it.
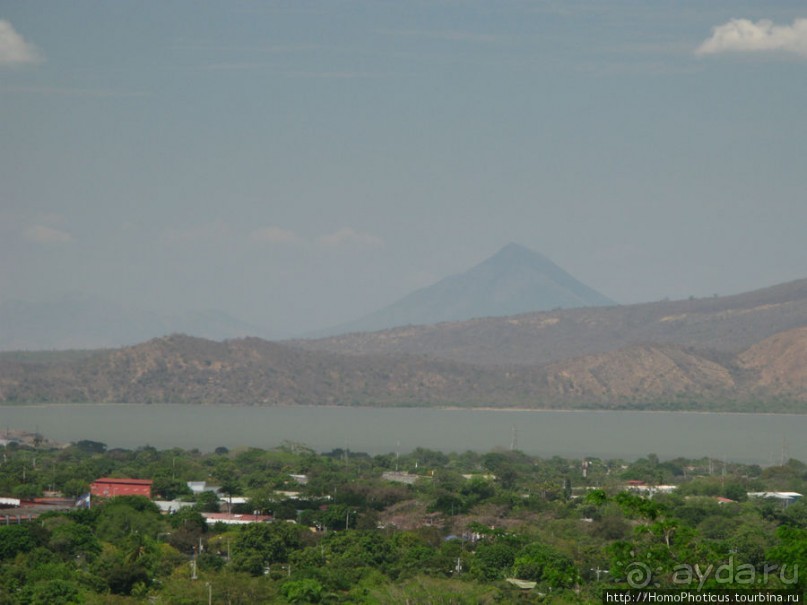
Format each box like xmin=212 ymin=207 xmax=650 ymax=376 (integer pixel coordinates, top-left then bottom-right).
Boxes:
xmin=3 ymin=269 xmax=807 ymax=412
xmin=0 ymin=334 xmax=547 ymax=407
xmin=315 ymin=243 xmax=614 ymax=336
xmin=2 ymin=244 xmax=608 ymax=349
xmin=296 ymin=278 xmax=807 ymax=367
xmin=2 ymin=326 xmax=807 ymax=412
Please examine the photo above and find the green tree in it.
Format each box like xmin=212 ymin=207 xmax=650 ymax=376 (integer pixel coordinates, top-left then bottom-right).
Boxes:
xmin=169 ymin=507 xmax=208 ymax=532
xmin=471 ymin=539 xmax=520 ymax=580
xmin=13 ymin=482 xmax=42 ymax=499
xmin=614 ymin=491 xmax=661 ymax=520
xmin=0 ymin=524 xmax=41 ymax=560
xmin=281 ymin=578 xmax=324 ymax=603
xmin=231 ymin=522 xmax=301 ymax=575
xmin=95 ymin=496 xmax=164 ymax=544
xmin=152 ymin=473 xmax=192 ymax=500
xmin=389 ymin=532 xmax=441 ymax=579
xmin=429 ymin=492 xmax=467 ymax=516
xmin=91 ymin=547 xmax=150 ymax=595
xmin=780 ymin=500 xmax=807 ymax=529
xmin=194 ymin=490 xmax=221 ymax=512
xmin=316 ymin=504 xmax=356 ymax=531
xmin=767 ymin=526 xmax=807 ymax=590
xmin=49 ymin=521 xmax=102 ymax=561
xmin=512 ymin=542 xmax=579 ymax=589
xmin=585 ymin=488 xmax=608 ymax=506
xmin=24 ymin=579 xmax=82 ymax=605
xmin=62 ymin=479 xmax=89 ymax=498
xmin=75 ymin=440 xmax=107 ymax=454
xmin=323 ymin=530 xmax=393 ymax=569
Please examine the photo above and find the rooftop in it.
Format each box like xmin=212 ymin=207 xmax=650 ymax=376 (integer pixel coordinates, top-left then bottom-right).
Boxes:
xmin=92 ymin=477 xmax=153 ymax=485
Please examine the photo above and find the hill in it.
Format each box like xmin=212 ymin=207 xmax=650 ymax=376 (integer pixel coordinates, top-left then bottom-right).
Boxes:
xmin=2 ymin=328 xmax=807 ymax=412
xmin=295 ymin=278 xmax=807 ymax=367
xmin=2 ymin=278 xmax=807 ymax=412
xmin=314 ymin=243 xmax=614 ymax=336
xmin=0 ymin=334 xmax=546 ymax=407
xmin=737 ymin=326 xmax=807 ymax=396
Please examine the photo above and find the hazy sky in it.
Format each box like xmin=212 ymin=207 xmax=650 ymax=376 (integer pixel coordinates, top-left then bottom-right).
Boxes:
xmin=2 ymin=1 xmax=806 ymax=337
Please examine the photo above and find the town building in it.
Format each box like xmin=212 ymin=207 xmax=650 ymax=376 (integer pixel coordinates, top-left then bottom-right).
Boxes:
xmin=90 ymin=478 xmax=153 ymax=499
xmin=202 ymin=512 xmax=273 ymax=525
xmin=748 ymin=491 xmax=802 ymax=505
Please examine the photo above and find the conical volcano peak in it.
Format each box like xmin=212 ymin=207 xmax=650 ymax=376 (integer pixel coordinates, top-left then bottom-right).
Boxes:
xmin=482 ymin=243 xmax=554 ymax=267
xmin=496 ymin=242 xmax=539 ymax=256
xmin=317 ymin=243 xmax=614 ymax=336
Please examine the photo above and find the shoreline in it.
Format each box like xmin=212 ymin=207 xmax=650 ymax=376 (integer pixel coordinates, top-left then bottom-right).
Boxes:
xmin=1 ymin=401 xmax=805 ymax=417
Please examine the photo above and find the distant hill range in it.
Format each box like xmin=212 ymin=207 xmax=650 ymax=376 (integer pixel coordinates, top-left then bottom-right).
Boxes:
xmin=2 ymin=278 xmax=807 ymax=412
xmin=1 ymin=244 xmax=607 ymax=349
xmin=295 ymin=277 xmax=807 ymax=367
xmin=0 ymin=296 xmax=271 ymax=351
xmin=313 ymin=243 xmax=614 ymax=336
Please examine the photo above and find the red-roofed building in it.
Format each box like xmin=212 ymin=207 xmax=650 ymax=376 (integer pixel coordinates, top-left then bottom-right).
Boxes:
xmin=91 ymin=478 xmax=153 ymax=499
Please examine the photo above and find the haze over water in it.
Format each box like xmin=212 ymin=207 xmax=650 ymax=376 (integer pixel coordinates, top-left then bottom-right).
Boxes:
xmin=3 ymin=404 xmax=805 ymax=465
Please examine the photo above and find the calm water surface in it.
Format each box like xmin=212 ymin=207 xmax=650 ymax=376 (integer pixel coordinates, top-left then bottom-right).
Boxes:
xmin=1 ymin=404 xmax=804 ymax=464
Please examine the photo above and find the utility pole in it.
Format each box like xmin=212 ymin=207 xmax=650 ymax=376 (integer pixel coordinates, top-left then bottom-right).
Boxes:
xmin=191 ymin=543 xmax=199 ymax=580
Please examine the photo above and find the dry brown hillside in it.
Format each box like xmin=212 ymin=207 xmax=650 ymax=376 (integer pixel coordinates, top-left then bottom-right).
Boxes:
xmin=2 ymin=279 xmax=807 ymax=412
xmin=739 ymin=327 xmax=807 ymax=397
xmin=544 ymin=345 xmax=736 ymax=406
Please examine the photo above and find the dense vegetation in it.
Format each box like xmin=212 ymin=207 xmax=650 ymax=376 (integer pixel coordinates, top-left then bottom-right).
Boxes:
xmin=1 ymin=440 xmax=806 ymax=604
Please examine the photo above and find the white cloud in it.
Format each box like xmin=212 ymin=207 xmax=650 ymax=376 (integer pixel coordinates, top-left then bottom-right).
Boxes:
xmin=0 ymin=20 xmax=43 ymax=66
xmin=249 ymin=226 xmax=302 ymax=245
xmin=696 ymin=18 xmax=807 ymax=58
xmin=318 ymin=227 xmax=384 ymax=248
xmin=23 ymin=225 xmax=74 ymax=245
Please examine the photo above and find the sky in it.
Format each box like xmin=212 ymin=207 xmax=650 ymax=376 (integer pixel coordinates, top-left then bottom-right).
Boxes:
xmin=2 ymin=1 xmax=806 ymax=338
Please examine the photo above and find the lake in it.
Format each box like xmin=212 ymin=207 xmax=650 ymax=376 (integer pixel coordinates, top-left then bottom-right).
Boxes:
xmin=1 ymin=404 xmax=804 ymax=465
